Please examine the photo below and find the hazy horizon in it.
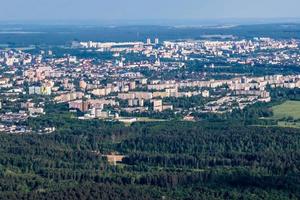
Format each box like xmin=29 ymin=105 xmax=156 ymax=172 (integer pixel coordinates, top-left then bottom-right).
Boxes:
xmin=1 ymin=17 xmax=300 ymax=26
xmin=1 ymin=0 xmax=300 ymax=25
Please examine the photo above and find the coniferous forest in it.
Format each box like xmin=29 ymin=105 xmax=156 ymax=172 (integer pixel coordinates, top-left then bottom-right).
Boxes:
xmin=0 ymin=114 xmax=299 ymax=200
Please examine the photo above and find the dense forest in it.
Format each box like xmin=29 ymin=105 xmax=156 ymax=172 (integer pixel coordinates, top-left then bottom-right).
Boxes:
xmin=0 ymin=113 xmax=299 ymax=199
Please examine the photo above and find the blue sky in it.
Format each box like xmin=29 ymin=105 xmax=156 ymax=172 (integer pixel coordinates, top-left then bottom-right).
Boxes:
xmin=1 ymin=0 xmax=300 ymax=22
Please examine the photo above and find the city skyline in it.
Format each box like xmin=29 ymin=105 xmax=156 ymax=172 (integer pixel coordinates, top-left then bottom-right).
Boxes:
xmin=0 ymin=1 xmax=300 ymax=198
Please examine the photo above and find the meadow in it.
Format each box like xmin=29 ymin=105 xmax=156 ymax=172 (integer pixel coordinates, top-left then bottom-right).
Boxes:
xmin=271 ymin=101 xmax=300 ymax=128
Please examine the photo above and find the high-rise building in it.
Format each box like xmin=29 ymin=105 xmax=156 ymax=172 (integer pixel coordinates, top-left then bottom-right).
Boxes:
xmin=154 ymin=38 xmax=159 ymax=45
xmin=202 ymin=90 xmax=210 ymax=98
xmin=79 ymin=80 xmax=87 ymax=90
xmin=146 ymin=38 xmax=151 ymax=45
xmin=129 ymin=81 xmax=136 ymax=90
xmin=153 ymin=99 xmax=163 ymax=112
xmin=68 ymin=56 xmax=77 ymax=64
xmin=69 ymin=100 xmax=89 ymax=112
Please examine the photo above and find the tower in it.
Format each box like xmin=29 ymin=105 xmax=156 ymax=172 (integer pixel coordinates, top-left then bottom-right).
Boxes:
xmin=146 ymin=38 xmax=151 ymax=45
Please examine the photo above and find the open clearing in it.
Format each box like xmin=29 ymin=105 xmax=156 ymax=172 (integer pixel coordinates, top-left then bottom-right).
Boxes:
xmin=272 ymin=101 xmax=300 ymax=120
xmin=271 ymin=101 xmax=300 ymax=128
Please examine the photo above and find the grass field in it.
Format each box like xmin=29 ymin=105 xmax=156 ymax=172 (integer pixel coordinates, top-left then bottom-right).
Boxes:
xmin=121 ymin=117 xmax=167 ymax=126
xmin=136 ymin=117 xmax=167 ymax=122
xmin=277 ymin=121 xmax=300 ymax=129
xmin=272 ymin=101 xmax=300 ymax=120
xmin=270 ymin=101 xmax=300 ymax=128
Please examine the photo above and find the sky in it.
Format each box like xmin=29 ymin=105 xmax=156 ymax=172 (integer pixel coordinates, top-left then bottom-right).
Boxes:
xmin=1 ymin=0 xmax=300 ymax=24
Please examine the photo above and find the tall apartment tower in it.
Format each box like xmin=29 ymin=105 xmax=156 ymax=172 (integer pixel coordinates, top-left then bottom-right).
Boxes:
xmin=146 ymin=38 xmax=151 ymax=45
